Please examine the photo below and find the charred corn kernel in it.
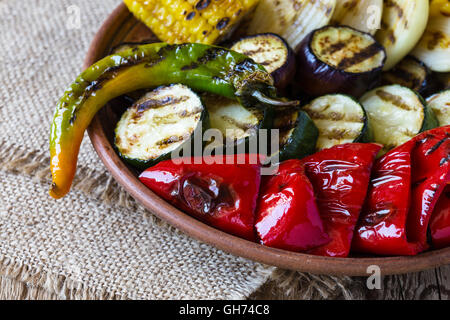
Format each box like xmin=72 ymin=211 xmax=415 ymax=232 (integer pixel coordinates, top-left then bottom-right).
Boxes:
xmin=430 ymin=0 xmax=450 ymax=17
xmin=123 ymin=0 xmax=260 ymax=44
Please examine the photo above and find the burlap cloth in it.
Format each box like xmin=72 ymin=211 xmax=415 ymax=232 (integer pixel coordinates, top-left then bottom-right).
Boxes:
xmin=0 ymin=0 xmax=358 ymax=299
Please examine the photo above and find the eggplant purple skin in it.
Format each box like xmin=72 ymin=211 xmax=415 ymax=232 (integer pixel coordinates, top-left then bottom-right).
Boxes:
xmin=294 ymin=27 xmax=386 ymax=98
xmin=381 ymin=55 xmax=439 ymax=97
xmin=262 ymin=33 xmax=297 ymax=90
xmin=230 ymin=33 xmax=297 ymax=91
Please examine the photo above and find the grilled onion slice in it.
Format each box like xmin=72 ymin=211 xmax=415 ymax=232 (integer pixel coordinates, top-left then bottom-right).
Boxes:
xmin=115 ymin=84 xmax=209 ymax=169
xmin=231 ymin=33 xmax=296 ymax=89
xmin=411 ymin=3 xmax=450 ymax=72
xmin=331 ymin=0 xmax=383 ymax=35
xmin=296 ymin=25 xmax=386 ymax=98
xmin=375 ymin=0 xmax=429 ymax=70
xmin=247 ymin=0 xmax=336 ymax=52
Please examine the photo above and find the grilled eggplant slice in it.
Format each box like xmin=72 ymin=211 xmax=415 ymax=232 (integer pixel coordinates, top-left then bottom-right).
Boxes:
xmin=247 ymin=0 xmax=336 ymax=52
xmin=436 ymin=72 xmax=450 ymax=91
xmin=303 ymin=94 xmax=371 ymax=151
xmin=296 ymin=26 xmax=386 ymax=98
xmin=202 ymin=94 xmax=272 ymax=150
xmin=331 ymin=0 xmax=383 ymax=35
xmin=231 ymin=33 xmax=296 ymax=89
xmin=411 ymin=3 xmax=450 ymax=72
xmin=427 ymin=89 xmax=450 ymax=126
xmin=361 ymin=84 xmax=438 ymax=153
xmin=272 ymin=109 xmax=318 ymax=161
xmin=382 ymin=55 xmax=436 ymax=96
xmin=115 ymin=84 xmax=209 ymax=169
xmin=376 ymin=0 xmax=429 ymax=70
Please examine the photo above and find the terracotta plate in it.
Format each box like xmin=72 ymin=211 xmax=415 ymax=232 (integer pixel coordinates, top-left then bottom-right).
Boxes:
xmin=86 ymin=3 xmax=450 ymax=276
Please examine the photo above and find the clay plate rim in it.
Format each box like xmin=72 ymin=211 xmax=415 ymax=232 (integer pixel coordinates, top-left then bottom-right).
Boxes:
xmin=85 ymin=3 xmax=450 ymax=276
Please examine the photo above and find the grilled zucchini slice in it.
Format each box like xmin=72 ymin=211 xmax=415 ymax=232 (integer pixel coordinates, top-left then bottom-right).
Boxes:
xmin=303 ymin=94 xmax=371 ymax=151
xmin=376 ymin=0 xmax=429 ymax=70
xmin=115 ymin=84 xmax=209 ymax=169
xmin=382 ymin=55 xmax=435 ymax=96
xmin=331 ymin=0 xmax=383 ymax=35
xmin=202 ymin=94 xmax=272 ymax=150
xmin=427 ymin=89 xmax=450 ymax=126
xmin=247 ymin=0 xmax=336 ymax=51
xmin=271 ymin=109 xmax=318 ymax=161
xmin=231 ymin=33 xmax=296 ymax=89
xmin=296 ymin=25 xmax=386 ymax=98
xmin=411 ymin=2 xmax=450 ymax=72
xmin=361 ymin=84 xmax=438 ymax=153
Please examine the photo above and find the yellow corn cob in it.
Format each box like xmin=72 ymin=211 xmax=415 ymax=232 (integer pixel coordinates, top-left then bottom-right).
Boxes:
xmin=124 ymin=0 xmax=259 ymax=44
xmin=430 ymin=0 xmax=450 ymax=17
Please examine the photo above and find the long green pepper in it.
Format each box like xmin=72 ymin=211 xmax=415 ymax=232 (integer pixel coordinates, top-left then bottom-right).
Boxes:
xmin=49 ymin=42 xmax=299 ymax=199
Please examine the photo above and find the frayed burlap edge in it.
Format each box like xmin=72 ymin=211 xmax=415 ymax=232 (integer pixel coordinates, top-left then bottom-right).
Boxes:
xmin=0 ymin=256 xmax=125 ymax=300
xmin=0 ymin=140 xmax=354 ymax=300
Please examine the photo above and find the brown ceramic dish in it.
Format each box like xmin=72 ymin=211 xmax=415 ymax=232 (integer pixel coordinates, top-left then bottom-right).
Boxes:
xmin=86 ymin=3 xmax=450 ymax=276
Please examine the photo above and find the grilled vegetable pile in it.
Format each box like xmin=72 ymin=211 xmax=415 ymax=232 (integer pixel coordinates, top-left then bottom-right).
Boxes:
xmin=49 ymin=43 xmax=297 ymax=199
xmin=49 ymin=0 xmax=450 ymax=258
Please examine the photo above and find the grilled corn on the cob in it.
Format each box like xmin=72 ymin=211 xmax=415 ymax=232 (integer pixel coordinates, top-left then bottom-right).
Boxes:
xmin=123 ymin=0 xmax=259 ymax=44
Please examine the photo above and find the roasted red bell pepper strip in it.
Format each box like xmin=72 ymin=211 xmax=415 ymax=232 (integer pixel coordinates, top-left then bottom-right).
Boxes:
xmin=351 ymin=141 xmax=421 ymax=255
xmin=353 ymin=126 xmax=450 ymax=255
xmin=255 ymin=159 xmax=329 ymax=252
xmin=430 ymin=186 xmax=450 ymax=249
xmin=407 ymin=128 xmax=450 ymax=246
xmin=139 ymin=154 xmax=262 ymax=241
xmin=301 ymin=143 xmax=381 ymax=257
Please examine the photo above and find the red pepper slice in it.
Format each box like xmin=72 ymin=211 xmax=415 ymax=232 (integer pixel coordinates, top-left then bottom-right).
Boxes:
xmin=430 ymin=186 xmax=450 ymax=249
xmin=351 ymin=141 xmax=421 ymax=255
xmin=139 ymin=154 xmax=262 ymax=241
xmin=353 ymin=126 xmax=450 ymax=255
xmin=301 ymin=143 xmax=382 ymax=257
xmin=255 ymin=159 xmax=329 ymax=252
xmin=407 ymin=128 xmax=450 ymax=246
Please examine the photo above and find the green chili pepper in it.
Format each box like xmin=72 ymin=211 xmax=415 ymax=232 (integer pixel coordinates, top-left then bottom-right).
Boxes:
xmin=49 ymin=42 xmax=299 ymax=199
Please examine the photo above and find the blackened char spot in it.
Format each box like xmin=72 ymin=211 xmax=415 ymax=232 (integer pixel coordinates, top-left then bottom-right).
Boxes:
xmin=385 ymin=0 xmax=404 ymax=18
xmin=416 ymin=134 xmax=435 ymax=146
xmin=69 ymin=114 xmax=76 ymax=125
xmin=195 ymin=0 xmax=210 ymax=10
xmin=186 ymin=11 xmax=196 ymax=20
xmin=363 ymin=202 xmax=397 ymax=226
xmin=181 ymin=62 xmax=199 ymax=71
xmin=440 ymin=154 xmax=450 ymax=166
xmin=235 ymin=59 xmax=256 ymax=73
xmin=337 ymin=43 xmax=382 ymax=70
xmin=425 ymin=134 xmax=450 ymax=156
xmin=196 ymin=48 xmax=227 ymax=65
xmin=216 ymin=17 xmax=230 ymax=30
